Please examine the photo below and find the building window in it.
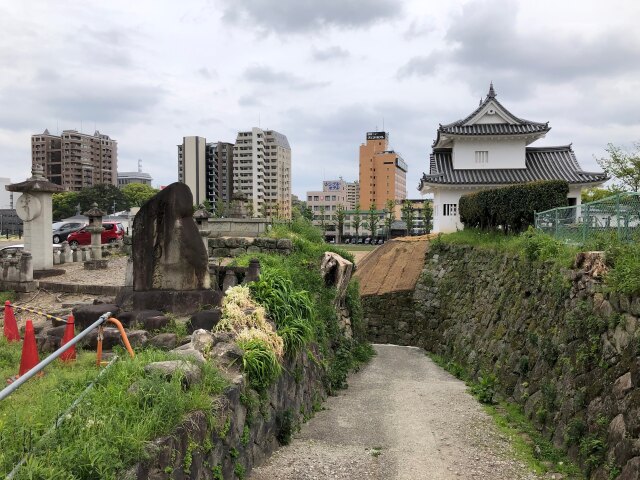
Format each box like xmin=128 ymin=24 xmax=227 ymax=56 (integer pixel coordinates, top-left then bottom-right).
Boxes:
xmin=475 ymin=151 xmax=489 ymax=164
xmin=443 ymin=204 xmax=458 ymax=217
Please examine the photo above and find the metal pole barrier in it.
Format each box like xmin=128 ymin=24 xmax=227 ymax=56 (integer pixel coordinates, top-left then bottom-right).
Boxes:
xmin=0 ymin=312 xmax=112 ymax=402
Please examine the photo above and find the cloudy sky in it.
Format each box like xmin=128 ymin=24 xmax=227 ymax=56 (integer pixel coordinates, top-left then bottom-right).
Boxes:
xmin=1 ymin=0 xmax=639 ymax=198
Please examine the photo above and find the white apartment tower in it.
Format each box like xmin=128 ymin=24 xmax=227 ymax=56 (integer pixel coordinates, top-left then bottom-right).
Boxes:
xmin=233 ymin=128 xmax=291 ymax=219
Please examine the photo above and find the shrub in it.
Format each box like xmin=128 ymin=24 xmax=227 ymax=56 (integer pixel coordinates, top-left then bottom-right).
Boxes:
xmin=471 ymin=373 xmax=497 ymax=404
xmin=236 ymin=338 xmax=282 ymax=391
xmin=604 ymin=242 xmax=640 ymax=295
xmin=459 ymin=180 xmax=569 ymax=232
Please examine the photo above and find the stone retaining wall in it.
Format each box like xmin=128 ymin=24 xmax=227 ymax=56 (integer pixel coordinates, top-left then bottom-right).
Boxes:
xmin=208 ymin=237 xmax=292 ymax=258
xmin=363 ymin=243 xmax=640 ymax=479
xmin=123 ymin=346 xmax=325 ymax=480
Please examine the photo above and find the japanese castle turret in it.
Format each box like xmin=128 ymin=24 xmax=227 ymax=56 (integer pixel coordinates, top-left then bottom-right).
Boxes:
xmin=419 ymin=83 xmax=608 ymax=233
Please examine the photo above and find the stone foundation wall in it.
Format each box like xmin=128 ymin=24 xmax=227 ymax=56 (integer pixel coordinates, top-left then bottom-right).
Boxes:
xmin=123 ymin=346 xmax=326 ymax=480
xmin=208 ymin=237 xmax=292 ymax=258
xmin=362 ymin=243 xmax=640 ymax=479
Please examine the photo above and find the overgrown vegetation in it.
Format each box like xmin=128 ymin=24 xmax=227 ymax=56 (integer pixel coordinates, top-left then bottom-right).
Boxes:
xmin=0 ymin=342 xmax=227 ymax=479
xmin=233 ymin=216 xmax=372 ymax=393
xmin=0 ymin=291 xmax=16 ymax=304
xmin=435 ymin=226 xmax=640 ymax=296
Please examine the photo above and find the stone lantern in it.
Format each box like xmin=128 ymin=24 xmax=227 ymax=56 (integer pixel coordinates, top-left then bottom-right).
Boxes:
xmin=193 ymin=204 xmax=212 ymax=254
xmin=83 ymin=202 xmax=108 ymax=270
xmin=6 ymin=164 xmax=64 ymax=271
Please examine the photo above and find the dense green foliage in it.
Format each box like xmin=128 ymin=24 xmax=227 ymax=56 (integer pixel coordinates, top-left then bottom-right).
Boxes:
xmin=603 ymin=241 xmax=640 ymax=295
xmin=52 ymin=183 xmax=159 ymax=220
xmin=0 ymin=343 xmax=227 ymax=479
xmin=236 ymin=338 xmax=283 ymax=391
xmin=596 ymin=142 xmax=640 ymax=192
xmin=120 ymin=183 xmax=159 ymax=207
xmin=459 ymin=180 xmax=569 ymax=232
xmin=237 ymin=217 xmax=371 ymax=392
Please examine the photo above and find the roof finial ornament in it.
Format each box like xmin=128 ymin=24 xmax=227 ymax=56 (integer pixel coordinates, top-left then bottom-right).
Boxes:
xmin=479 ymin=97 xmax=482 ymax=106
xmin=488 ymin=82 xmax=496 ymax=98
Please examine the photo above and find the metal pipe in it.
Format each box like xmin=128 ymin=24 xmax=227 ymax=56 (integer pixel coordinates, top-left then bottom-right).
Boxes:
xmin=0 ymin=312 xmax=112 ymax=402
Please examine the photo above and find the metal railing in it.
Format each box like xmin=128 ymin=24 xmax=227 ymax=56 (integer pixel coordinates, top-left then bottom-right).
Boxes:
xmin=0 ymin=312 xmax=134 ymax=401
xmin=535 ymin=192 xmax=640 ymax=243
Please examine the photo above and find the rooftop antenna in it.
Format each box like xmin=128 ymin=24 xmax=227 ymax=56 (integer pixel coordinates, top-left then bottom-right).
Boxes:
xmin=138 ymin=159 xmax=142 ymax=173
xmin=382 ymin=117 xmax=385 ymax=132
xmin=56 ymin=120 xmax=59 ymax=135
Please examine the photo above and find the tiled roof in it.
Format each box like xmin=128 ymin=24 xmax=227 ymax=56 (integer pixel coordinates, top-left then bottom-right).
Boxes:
xmin=439 ymin=122 xmax=550 ymax=136
xmin=434 ymin=83 xmax=550 ymax=146
xmin=419 ymin=146 xmax=608 ymax=189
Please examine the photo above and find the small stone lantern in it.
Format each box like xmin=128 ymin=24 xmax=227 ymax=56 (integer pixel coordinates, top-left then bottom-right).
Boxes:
xmin=83 ymin=202 xmax=108 ymax=270
xmin=193 ymin=204 xmax=212 ymax=256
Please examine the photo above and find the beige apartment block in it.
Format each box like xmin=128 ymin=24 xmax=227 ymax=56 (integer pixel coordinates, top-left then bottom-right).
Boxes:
xmin=233 ymin=128 xmax=291 ymax=219
xmin=178 ymin=137 xmax=235 ymax=207
xmin=358 ymin=131 xmax=407 ymax=210
xmin=31 ymin=129 xmax=117 ymax=191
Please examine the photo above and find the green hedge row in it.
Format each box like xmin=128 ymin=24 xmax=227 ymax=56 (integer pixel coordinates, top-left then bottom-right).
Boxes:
xmin=459 ymin=180 xmax=569 ymax=232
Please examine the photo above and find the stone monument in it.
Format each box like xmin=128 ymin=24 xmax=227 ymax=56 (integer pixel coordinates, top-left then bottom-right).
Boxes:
xmin=6 ymin=164 xmax=64 ymax=271
xmin=117 ymin=182 xmax=220 ymax=314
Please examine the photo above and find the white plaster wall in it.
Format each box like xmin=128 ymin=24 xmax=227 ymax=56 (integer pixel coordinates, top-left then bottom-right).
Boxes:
xmin=452 ymin=138 xmax=526 ymax=169
xmin=432 ymin=189 xmax=471 ymax=233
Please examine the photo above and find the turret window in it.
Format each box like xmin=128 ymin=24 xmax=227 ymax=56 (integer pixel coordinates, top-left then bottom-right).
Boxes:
xmin=475 ymin=151 xmax=489 ymax=164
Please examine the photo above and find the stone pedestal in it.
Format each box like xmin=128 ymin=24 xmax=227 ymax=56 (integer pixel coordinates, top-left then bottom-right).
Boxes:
xmin=6 ymin=165 xmax=64 ymax=271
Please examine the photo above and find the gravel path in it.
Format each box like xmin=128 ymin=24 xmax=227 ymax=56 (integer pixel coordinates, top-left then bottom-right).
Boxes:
xmin=251 ymin=344 xmax=542 ymax=480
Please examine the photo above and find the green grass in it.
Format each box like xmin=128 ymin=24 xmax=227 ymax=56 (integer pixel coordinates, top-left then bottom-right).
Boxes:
xmin=0 ymin=291 xmax=17 ymax=304
xmin=0 ymin=339 xmax=227 ymax=479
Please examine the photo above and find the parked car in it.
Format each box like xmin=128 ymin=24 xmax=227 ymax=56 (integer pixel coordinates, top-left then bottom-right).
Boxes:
xmin=344 ymin=238 xmax=350 ymax=244
xmin=357 ymin=237 xmax=364 ymax=244
xmin=66 ymin=222 xmax=124 ymax=247
xmin=377 ymin=239 xmax=384 ymax=245
xmin=364 ymin=237 xmax=371 ymax=244
xmin=52 ymin=221 xmax=86 ymax=244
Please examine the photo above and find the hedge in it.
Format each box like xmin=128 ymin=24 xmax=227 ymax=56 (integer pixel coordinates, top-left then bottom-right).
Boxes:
xmin=459 ymin=180 xmax=569 ymax=233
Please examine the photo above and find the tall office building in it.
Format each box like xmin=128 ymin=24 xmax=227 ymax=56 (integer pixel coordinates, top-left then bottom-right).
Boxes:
xmin=358 ymin=131 xmax=407 ymax=210
xmin=233 ymin=128 xmax=291 ymax=219
xmin=31 ymin=129 xmax=117 ymax=191
xmin=178 ymin=137 xmax=235 ymax=206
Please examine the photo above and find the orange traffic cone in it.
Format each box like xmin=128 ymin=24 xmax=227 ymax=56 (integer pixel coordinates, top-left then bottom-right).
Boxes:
xmin=3 ymin=301 xmax=20 ymax=342
xmin=60 ymin=315 xmax=76 ymax=362
xmin=18 ymin=320 xmax=40 ymax=377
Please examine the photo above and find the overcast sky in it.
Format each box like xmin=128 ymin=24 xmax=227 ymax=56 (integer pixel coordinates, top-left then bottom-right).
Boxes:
xmin=1 ymin=0 xmax=639 ymax=198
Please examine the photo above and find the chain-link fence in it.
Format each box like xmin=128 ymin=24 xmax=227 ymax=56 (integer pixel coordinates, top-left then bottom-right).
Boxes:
xmin=535 ymin=193 xmax=640 ymax=244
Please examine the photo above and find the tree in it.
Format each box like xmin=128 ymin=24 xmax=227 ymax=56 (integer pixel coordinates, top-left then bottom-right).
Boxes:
xmin=421 ymin=201 xmax=433 ymax=234
xmin=336 ymin=204 xmax=346 ymax=243
xmin=318 ymin=205 xmax=327 ymax=234
xmin=596 ymin=142 xmax=640 ymax=192
xmin=384 ymin=199 xmax=395 ymax=239
xmin=402 ymin=200 xmax=414 ymax=236
xmin=77 ymin=184 xmax=129 ymax=214
xmin=367 ymin=203 xmax=380 ymax=238
xmin=353 ymin=204 xmax=362 ymax=239
xmin=52 ymin=191 xmax=80 ymax=220
xmin=581 ymin=186 xmax=624 ymax=203
xmin=214 ymin=199 xmax=226 ymax=218
xmin=121 ymin=183 xmax=158 ymax=208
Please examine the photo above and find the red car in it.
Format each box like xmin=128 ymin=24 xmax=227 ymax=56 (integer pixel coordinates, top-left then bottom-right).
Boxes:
xmin=67 ymin=222 xmax=124 ymax=247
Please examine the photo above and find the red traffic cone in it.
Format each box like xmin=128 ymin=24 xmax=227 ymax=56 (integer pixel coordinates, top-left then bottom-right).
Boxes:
xmin=18 ymin=320 xmax=40 ymax=377
xmin=3 ymin=301 xmax=20 ymax=342
xmin=60 ymin=315 xmax=76 ymax=362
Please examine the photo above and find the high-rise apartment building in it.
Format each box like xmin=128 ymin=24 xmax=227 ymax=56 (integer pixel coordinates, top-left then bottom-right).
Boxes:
xmin=178 ymin=136 xmax=234 ymax=206
xmin=233 ymin=128 xmax=291 ymax=219
xmin=358 ymin=131 xmax=407 ymax=210
xmin=346 ymin=180 xmax=359 ymax=209
xmin=31 ymin=129 xmax=117 ymax=191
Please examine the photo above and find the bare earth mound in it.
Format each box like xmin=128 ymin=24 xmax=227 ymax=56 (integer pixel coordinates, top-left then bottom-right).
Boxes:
xmin=354 ymin=235 xmax=434 ymax=296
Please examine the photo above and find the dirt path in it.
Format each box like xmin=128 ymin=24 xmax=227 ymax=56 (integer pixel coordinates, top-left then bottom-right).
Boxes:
xmin=251 ymin=344 xmax=541 ymax=480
